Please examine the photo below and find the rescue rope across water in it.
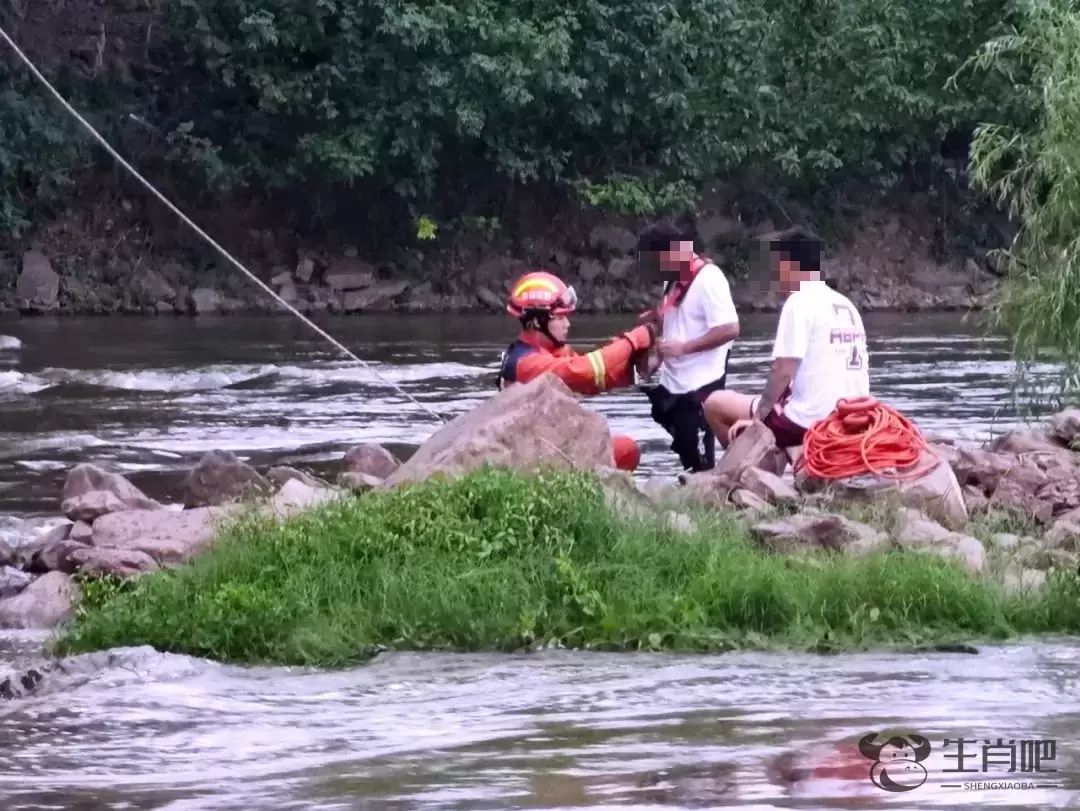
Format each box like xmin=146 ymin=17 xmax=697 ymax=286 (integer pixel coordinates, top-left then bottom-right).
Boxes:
xmin=0 ymin=23 xmax=451 ymax=424
xmin=794 ymin=397 xmax=940 ymax=481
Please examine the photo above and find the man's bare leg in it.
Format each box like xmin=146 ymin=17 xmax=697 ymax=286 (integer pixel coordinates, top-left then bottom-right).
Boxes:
xmin=701 ymin=390 xmax=756 ymax=448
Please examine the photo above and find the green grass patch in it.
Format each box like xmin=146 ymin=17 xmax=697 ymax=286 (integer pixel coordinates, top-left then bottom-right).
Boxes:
xmin=53 ymin=467 xmax=1080 ymax=668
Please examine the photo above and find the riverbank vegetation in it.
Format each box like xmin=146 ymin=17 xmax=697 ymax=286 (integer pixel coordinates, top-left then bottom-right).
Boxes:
xmin=55 ymin=467 xmax=1080 ymax=668
xmin=965 ymin=0 xmax=1080 ymax=402
xmin=0 ymin=0 xmax=1033 ymax=252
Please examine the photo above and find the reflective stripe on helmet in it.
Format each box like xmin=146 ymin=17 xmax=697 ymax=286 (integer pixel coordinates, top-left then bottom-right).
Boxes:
xmin=513 ymin=276 xmax=562 ymax=298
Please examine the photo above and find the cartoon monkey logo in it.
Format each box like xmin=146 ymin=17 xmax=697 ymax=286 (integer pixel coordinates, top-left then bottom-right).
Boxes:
xmin=858 ymin=733 xmax=931 ymax=792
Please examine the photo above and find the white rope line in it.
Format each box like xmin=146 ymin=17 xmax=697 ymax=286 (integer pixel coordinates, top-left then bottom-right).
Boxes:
xmin=0 ymin=25 xmax=600 ymax=470
xmin=0 ymin=23 xmax=449 ymax=425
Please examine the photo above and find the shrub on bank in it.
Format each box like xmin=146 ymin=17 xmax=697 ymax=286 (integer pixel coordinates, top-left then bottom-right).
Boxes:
xmin=54 ymin=466 xmax=1080 ymax=667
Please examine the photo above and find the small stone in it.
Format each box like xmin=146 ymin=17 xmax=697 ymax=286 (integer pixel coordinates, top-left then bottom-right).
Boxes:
xmin=267 ymin=466 xmax=331 ymax=490
xmin=344 ymin=443 xmax=402 ymax=480
xmin=296 ymin=258 xmax=315 ymax=283
xmin=737 ymin=466 xmax=798 ymax=505
xmin=15 ymin=250 xmax=60 ymax=312
xmin=990 ymin=532 xmax=1020 ymax=550
xmin=188 ymin=288 xmax=223 ymax=315
xmin=0 ymin=572 xmax=80 ymax=629
xmin=730 ymin=488 xmax=771 ymax=513
xmin=752 ymin=513 xmax=889 ymax=557
xmin=0 ymin=566 xmax=31 ymax=597
xmin=69 ymin=521 xmax=93 ymax=543
xmin=1003 ymin=566 xmax=1047 ymax=594
xmin=182 ymin=450 xmax=271 ymax=508
xmin=664 ymin=512 xmax=696 ymax=534
xmin=338 ymin=471 xmax=383 ymax=493
xmin=896 ymin=509 xmax=986 ymax=575
xmin=268 ymin=479 xmax=346 ymax=519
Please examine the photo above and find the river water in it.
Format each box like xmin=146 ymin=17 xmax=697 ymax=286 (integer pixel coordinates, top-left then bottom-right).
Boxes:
xmin=0 ymin=312 xmax=1076 ymax=809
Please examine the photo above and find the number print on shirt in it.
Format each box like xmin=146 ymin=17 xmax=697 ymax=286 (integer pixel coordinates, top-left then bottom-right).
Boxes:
xmin=831 ymin=302 xmax=864 ymax=369
xmin=846 ymin=344 xmax=865 ymax=370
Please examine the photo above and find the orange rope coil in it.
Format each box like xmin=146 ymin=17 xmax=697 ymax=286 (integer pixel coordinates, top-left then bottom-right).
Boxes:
xmin=794 ymin=397 xmax=939 ymax=481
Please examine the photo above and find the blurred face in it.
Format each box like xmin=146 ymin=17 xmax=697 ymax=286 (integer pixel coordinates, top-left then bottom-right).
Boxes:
xmin=777 ymin=257 xmax=800 ymax=294
xmin=547 ymin=314 xmax=570 ymax=343
xmin=659 ymin=240 xmax=695 ymax=273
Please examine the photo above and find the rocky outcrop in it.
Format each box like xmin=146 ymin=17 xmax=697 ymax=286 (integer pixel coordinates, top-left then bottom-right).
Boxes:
xmin=344 ymin=443 xmax=401 ymax=480
xmin=7 ymin=406 xmax=1080 ymax=633
xmin=14 ymin=472 xmax=348 ymax=592
xmin=751 ymin=513 xmax=890 ymax=557
xmin=743 ymin=506 xmax=987 ymax=575
xmin=14 ymin=250 xmax=60 ymax=314
xmin=380 ymin=373 xmax=615 ymax=487
xmin=266 ymin=466 xmax=332 ymax=490
xmin=893 ymin=508 xmax=986 ymax=575
xmin=0 ymin=571 xmax=80 ymax=629
xmin=181 ymin=450 xmax=272 ymax=508
xmin=673 ymin=425 xmax=794 ymax=510
xmin=60 ymin=463 xmax=163 ymax=522
xmin=88 ymin=506 xmax=241 ymax=565
xmin=949 ymin=419 xmax=1080 ymax=527
xmin=0 ymin=566 xmax=31 ymax=597
xmin=267 ymin=478 xmax=346 ymax=519
xmin=795 ymin=448 xmax=968 ymax=531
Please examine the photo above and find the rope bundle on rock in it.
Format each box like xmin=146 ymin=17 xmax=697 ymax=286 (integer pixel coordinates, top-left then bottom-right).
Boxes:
xmin=794 ymin=397 xmax=939 ymax=481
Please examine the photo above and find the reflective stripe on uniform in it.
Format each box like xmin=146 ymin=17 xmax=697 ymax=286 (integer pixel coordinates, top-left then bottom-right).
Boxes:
xmin=585 ymin=350 xmax=606 ymax=391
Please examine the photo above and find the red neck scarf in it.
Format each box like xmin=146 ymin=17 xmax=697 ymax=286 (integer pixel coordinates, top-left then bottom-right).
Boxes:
xmin=637 ymin=255 xmax=710 ymax=325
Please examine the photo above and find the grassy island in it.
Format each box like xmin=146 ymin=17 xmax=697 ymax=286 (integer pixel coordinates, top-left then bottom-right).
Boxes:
xmin=54 ymin=467 xmax=1080 ymax=667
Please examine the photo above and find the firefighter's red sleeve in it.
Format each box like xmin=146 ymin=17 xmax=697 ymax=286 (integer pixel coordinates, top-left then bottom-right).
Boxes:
xmin=514 ymin=326 xmax=652 ymax=396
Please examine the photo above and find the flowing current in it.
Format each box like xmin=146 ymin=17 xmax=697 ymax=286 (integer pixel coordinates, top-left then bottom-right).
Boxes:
xmin=0 ymin=312 xmax=1076 ymax=809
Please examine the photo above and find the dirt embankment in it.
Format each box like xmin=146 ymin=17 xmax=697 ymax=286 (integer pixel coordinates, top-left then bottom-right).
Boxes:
xmin=0 ymin=186 xmax=1008 ymax=317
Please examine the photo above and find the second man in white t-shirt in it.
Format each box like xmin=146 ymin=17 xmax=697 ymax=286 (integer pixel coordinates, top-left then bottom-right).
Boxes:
xmin=705 ymin=228 xmax=870 ymax=462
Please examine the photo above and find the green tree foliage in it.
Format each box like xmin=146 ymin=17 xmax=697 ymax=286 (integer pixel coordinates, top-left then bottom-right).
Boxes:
xmin=0 ymin=67 xmax=90 ymax=238
xmin=0 ymin=0 xmax=1019 ymax=237
xmin=964 ymin=0 xmax=1080 ymax=404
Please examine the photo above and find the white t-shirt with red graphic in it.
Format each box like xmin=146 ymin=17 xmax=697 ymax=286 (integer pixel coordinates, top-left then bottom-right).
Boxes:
xmin=658 ymin=262 xmax=740 ymax=394
xmin=772 ymin=280 xmax=870 ymax=428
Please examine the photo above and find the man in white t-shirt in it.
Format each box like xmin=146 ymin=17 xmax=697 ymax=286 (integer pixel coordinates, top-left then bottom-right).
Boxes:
xmin=635 ymin=223 xmax=741 ymax=471
xmin=705 ymin=228 xmax=870 ymax=461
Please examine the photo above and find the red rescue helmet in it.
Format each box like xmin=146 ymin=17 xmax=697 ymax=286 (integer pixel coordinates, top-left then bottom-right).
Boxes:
xmin=506 ymin=271 xmax=578 ymax=318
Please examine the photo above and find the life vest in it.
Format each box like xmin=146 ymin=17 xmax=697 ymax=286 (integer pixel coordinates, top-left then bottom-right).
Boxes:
xmin=495 ymin=342 xmax=516 ymax=391
xmin=494 ymin=337 xmax=547 ymax=391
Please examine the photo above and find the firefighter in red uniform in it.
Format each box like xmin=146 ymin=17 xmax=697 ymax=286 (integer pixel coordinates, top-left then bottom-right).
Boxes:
xmin=496 ymin=270 xmax=656 ymax=472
